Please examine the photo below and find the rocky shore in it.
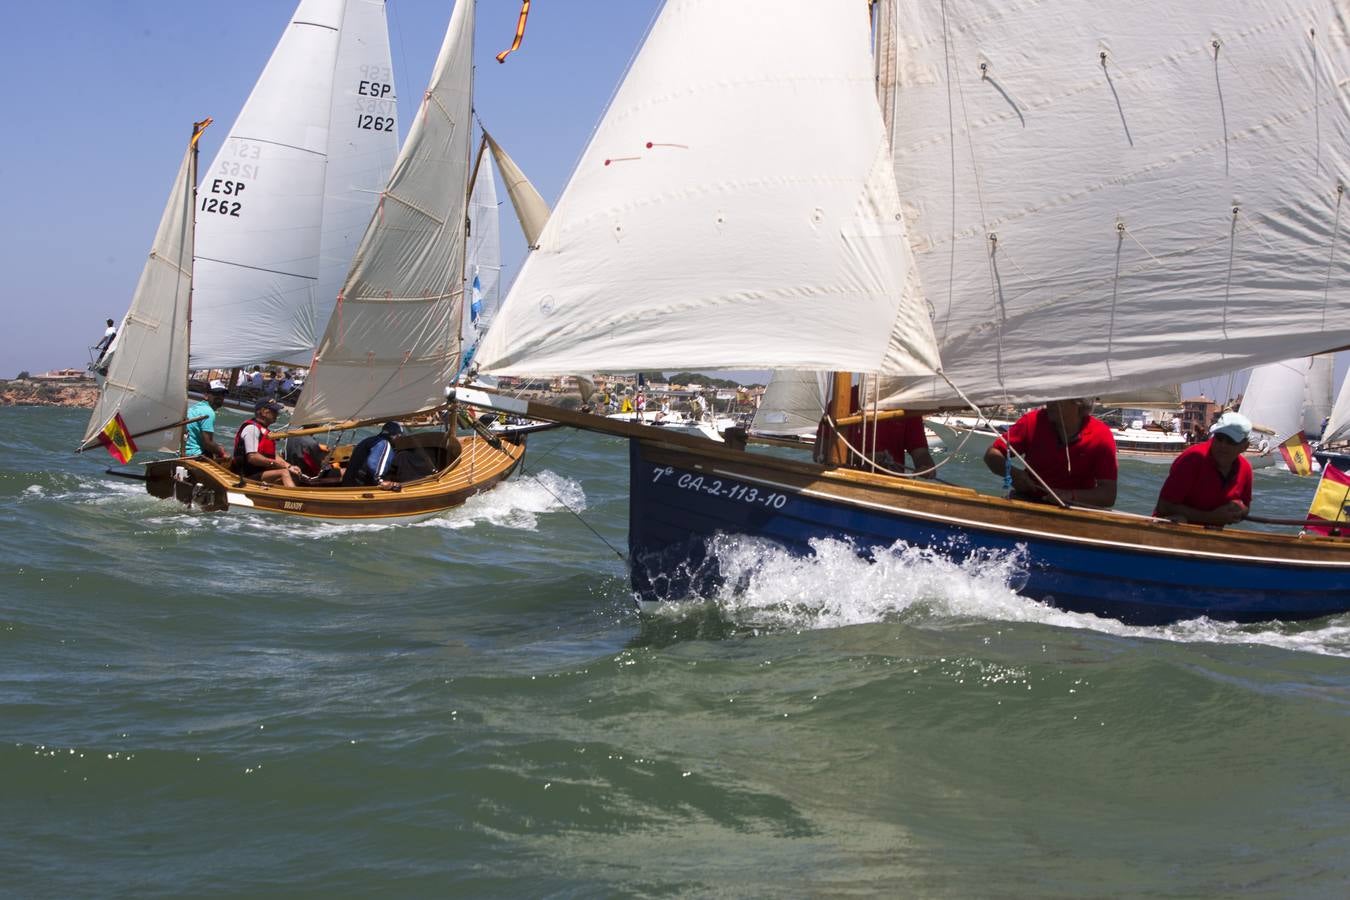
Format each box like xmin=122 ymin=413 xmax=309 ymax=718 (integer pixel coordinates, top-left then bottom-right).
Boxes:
xmin=1 ymin=379 xmax=99 ymax=409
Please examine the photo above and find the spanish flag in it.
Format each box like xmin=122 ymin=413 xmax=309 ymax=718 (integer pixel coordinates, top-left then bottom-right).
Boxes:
xmin=1278 ymin=431 xmax=1314 ymax=476
xmin=97 ymin=412 xmax=137 ymax=464
xmin=1306 ymin=457 xmax=1350 ymax=535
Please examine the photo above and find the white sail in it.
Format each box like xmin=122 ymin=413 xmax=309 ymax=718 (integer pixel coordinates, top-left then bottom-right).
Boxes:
xmin=82 ymin=133 xmax=199 ymax=454
xmin=752 ymin=371 xmax=831 ymax=438
xmin=1303 ymin=355 xmax=1335 ymax=437
xmin=293 ymin=0 xmax=474 ymax=425
xmin=474 ymin=0 xmax=940 ymax=378
xmin=1325 ymin=367 xmax=1350 ymax=445
xmin=874 ymin=0 xmax=1350 ymax=409
xmin=1240 ymin=358 xmax=1314 ymax=446
xmin=485 ymin=131 xmax=549 ymax=249
xmin=463 ymin=140 xmax=502 ymax=354
xmin=191 ymin=0 xmax=398 ymax=368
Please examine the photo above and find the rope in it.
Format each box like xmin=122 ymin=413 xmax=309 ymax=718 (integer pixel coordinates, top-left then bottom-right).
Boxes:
xmin=1322 ymin=183 xmax=1344 ymax=331
xmin=518 ymin=434 xmax=626 ymax=561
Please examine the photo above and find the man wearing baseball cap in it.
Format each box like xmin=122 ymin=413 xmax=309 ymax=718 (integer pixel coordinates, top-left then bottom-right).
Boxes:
xmin=1154 ymin=411 xmax=1254 ymax=527
xmin=232 ymin=399 xmax=300 ymax=486
xmin=184 ymin=379 xmax=231 ymax=460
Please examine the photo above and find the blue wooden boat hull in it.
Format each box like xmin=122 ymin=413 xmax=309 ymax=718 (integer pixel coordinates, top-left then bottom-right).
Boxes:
xmin=628 ymin=439 xmax=1350 ymax=626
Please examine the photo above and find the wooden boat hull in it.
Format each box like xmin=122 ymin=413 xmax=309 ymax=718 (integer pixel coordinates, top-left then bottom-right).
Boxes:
xmin=628 ymin=438 xmax=1350 ymax=625
xmin=144 ymin=433 xmax=524 ymax=522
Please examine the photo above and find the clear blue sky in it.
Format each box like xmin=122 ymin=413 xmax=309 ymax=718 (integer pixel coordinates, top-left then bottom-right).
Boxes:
xmin=3 ymin=0 xmax=661 ymax=376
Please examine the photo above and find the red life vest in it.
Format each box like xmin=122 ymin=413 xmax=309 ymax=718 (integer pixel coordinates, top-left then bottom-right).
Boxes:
xmin=233 ymin=418 xmax=277 ymax=472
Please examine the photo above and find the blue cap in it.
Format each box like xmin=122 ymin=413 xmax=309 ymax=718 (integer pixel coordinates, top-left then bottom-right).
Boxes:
xmin=382 ymin=421 xmax=405 ymax=435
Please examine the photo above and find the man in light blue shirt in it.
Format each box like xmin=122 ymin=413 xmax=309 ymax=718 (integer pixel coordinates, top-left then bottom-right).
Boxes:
xmin=184 ymin=380 xmax=229 ymax=459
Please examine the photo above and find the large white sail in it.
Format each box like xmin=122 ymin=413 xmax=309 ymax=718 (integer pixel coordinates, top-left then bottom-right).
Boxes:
xmin=1325 ymin=367 xmax=1350 ymax=445
xmin=474 ymin=0 xmax=940 ymax=378
xmin=874 ymin=0 xmax=1350 ymax=409
xmin=463 ymin=140 xmax=502 ymax=356
xmin=293 ymin=0 xmax=474 ymax=425
xmin=190 ymin=0 xmax=398 ymax=368
xmin=82 ymin=130 xmax=200 ymax=454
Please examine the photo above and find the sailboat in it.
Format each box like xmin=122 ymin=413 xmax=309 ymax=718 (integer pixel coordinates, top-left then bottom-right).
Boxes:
xmin=462 ymin=0 xmax=1350 ymax=624
xmin=1239 ymin=357 xmax=1330 ymax=469
xmin=84 ymin=0 xmax=523 ymax=521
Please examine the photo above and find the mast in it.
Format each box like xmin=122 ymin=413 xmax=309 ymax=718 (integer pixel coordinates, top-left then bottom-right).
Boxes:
xmin=182 ymin=118 xmax=211 ymax=456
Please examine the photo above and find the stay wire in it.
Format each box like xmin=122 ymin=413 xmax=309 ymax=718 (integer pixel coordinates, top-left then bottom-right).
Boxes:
xmin=519 ymin=430 xmax=627 ymax=561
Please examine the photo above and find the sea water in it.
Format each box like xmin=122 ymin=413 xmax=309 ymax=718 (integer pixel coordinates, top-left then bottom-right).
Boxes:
xmin=2 ymin=406 xmax=1347 ymax=896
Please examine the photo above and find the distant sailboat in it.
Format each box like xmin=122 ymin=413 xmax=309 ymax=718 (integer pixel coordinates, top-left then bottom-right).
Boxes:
xmin=463 ymin=0 xmax=1350 ymax=624
xmin=82 ymin=0 xmax=523 ymax=521
xmin=1239 ymin=357 xmax=1329 ymax=470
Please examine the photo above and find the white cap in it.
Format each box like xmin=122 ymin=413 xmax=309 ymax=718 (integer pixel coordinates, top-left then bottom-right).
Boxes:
xmin=208 ymin=379 xmax=229 ymax=393
xmin=1210 ymin=411 xmax=1252 ymax=442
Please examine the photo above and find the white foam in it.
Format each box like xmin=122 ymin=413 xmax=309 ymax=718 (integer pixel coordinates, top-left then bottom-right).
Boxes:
xmin=420 ymin=469 xmax=586 ymax=532
xmin=661 ymin=535 xmax=1350 ymax=658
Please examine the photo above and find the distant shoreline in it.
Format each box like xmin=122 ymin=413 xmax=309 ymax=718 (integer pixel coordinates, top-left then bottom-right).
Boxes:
xmin=0 ymin=379 xmax=98 ymax=409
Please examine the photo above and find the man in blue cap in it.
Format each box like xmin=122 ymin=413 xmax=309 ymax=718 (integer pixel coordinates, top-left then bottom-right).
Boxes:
xmin=1154 ymin=411 xmax=1254 ymax=526
xmin=342 ymin=421 xmax=405 ymax=489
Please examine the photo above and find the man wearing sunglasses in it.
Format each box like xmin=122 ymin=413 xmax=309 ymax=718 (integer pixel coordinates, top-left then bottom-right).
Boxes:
xmin=1154 ymin=411 xmax=1253 ymax=527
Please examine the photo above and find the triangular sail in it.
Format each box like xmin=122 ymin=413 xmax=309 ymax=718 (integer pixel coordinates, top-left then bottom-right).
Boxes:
xmin=293 ymin=0 xmax=474 ymax=425
xmin=1304 ymin=355 xmax=1335 ymax=437
xmin=873 ymin=0 xmax=1350 ymax=409
xmin=752 ymin=370 xmax=831 ymax=438
xmin=190 ymin=0 xmax=398 ymax=368
xmin=462 ymin=139 xmax=502 ymax=360
xmin=474 ymin=0 xmax=940 ymax=378
xmin=485 ymin=131 xmax=548 ymax=248
xmin=1325 ymin=367 xmax=1350 ymax=446
xmin=1240 ymin=358 xmax=1315 ymax=446
xmin=81 ymin=130 xmax=200 ymax=454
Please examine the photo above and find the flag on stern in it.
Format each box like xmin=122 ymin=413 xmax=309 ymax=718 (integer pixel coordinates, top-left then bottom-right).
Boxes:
xmin=97 ymin=412 xmax=137 ymax=464
xmin=1306 ymin=457 xmax=1350 ymax=536
xmin=1279 ymin=431 xmax=1314 ymax=476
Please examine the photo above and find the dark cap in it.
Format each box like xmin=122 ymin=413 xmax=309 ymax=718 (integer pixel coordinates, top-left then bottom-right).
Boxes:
xmin=255 ymin=399 xmax=283 ymax=413
xmin=382 ymin=421 xmax=405 ymax=435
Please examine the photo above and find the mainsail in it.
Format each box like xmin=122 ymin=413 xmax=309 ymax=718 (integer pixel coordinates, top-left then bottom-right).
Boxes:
xmin=292 ymin=0 xmax=474 ymax=425
xmin=473 ymin=0 xmax=940 ymax=378
xmin=873 ymin=0 xmax=1350 ymax=409
xmin=190 ymin=0 xmax=399 ymax=368
xmin=81 ymin=129 xmax=201 ymax=454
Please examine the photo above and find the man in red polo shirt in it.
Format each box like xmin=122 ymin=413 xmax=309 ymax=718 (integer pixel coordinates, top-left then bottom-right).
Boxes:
xmin=1154 ymin=411 xmax=1253 ymax=526
xmin=983 ymin=398 xmax=1118 ymax=506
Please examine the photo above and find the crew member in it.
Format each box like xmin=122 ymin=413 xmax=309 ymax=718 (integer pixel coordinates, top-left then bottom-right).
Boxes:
xmin=184 ymin=379 xmax=230 ymax=460
xmin=233 ymin=399 xmax=299 ymax=486
xmin=983 ymin=398 xmax=1118 ymax=506
xmin=1154 ymin=411 xmax=1253 ymax=527
xmin=342 ymin=421 xmax=404 ymax=489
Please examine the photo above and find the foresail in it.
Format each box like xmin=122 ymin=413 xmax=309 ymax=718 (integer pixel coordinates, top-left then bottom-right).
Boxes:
xmin=1239 ymin=358 xmax=1313 ymax=444
xmin=82 ymin=133 xmax=197 ymax=454
xmin=191 ymin=0 xmax=398 ymax=368
xmin=292 ymin=0 xmax=474 ymax=425
xmin=474 ymin=0 xmax=940 ymax=378
xmin=1325 ymin=367 xmax=1350 ymax=445
xmin=875 ymin=0 xmax=1350 ymax=409
xmin=752 ymin=371 xmax=831 ymax=437
xmin=1304 ymin=354 xmax=1335 ymax=436
xmin=463 ymin=140 xmax=502 ymax=358
xmin=485 ymin=131 xmax=548 ymax=248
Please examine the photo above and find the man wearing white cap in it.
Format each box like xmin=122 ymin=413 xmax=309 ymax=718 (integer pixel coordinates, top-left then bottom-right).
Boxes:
xmin=184 ymin=379 xmax=231 ymax=460
xmin=1154 ymin=411 xmax=1254 ymax=526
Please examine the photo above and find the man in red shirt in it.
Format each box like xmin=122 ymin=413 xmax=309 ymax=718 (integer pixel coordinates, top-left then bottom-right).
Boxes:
xmin=983 ymin=398 xmax=1118 ymax=506
xmin=1154 ymin=411 xmax=1253 ymax=526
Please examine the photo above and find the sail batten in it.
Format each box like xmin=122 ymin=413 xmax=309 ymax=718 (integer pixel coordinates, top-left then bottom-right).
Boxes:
xmin=293 ymin=0 xmax=474 ymax=425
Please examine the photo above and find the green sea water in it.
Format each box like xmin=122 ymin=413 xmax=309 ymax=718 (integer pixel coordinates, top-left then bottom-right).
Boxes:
xmin=2 ymin=405 xmax=1349 ymax=897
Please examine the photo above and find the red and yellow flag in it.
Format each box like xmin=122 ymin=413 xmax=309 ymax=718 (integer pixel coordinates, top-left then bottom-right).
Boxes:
xmin=97 ymin=412 xmax=138 ymax=464
xmin=1306 ymin=458 xmax=1350 ymax=535
xmin=1278 ymin=431 xmax=1314 ymax=476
